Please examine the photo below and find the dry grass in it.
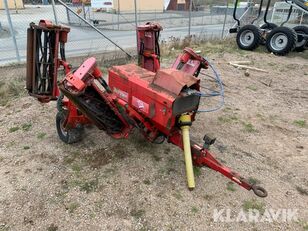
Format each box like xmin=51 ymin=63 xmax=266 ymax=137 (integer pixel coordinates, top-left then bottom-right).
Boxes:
xmin=0 ymin=79 xmax=26 ymax=106
xmin=160 ymin=35 xmax=243 ymax=59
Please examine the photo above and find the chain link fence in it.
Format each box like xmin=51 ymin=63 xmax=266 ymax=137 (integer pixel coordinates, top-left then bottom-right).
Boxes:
xmin=0 ymin=0 xmax=307 ymax=66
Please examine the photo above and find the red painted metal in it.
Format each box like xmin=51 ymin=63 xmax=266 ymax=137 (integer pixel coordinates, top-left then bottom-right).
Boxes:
xmin=108 ymin=64 xmax=200 ymax=136
xmin=26 ymin=20 xmax=267 ymax=197
xmin=137 ymin=22 xmax=162 ymax=72
xmin=168 ymin=131 xmax=254 ymax=192
xmin=152 ymin=68 xmax=200 ymax=94
xmin=172 ymin=47 xmax=209 ymax=76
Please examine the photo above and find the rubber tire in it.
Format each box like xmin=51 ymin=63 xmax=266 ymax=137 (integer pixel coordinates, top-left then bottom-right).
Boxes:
xmin=56 ymin=112 xmax=83 ymax=144
xmin=236 ymin=25 xmax=262 ymax=50
xmin=293 ymin=25 xmax=308 ymax=52
xmin=260 ymin=23 xmax=278 ymax=30
xmin=265 ymin=26 xmax=297 ymax=56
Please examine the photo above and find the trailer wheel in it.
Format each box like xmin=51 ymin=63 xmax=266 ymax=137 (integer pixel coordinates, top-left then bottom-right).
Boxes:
xmin=293 ymin=25 xmax=308 ymax=52
xmin=260 ymin=23 xmax=277 ymax=30
xmin=56 ymin=112 xmax=83 ymax=144
xmin=236 ymin=25 xmax=262 ymax=50
xmin=265 ymin=26 xmax=297 ymax=56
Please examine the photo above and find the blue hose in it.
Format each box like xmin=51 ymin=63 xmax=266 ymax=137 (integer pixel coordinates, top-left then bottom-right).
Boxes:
xmin=197 ymin=57 xmax=225 ymax=113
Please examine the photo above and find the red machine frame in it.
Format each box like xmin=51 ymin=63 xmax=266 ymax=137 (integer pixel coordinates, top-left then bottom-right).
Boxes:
xmin=26 ymin=20 xmax=267 ymax=197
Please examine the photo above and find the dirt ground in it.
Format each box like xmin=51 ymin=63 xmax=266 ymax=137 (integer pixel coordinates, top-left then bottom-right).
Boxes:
xmin=0 ymin=44 xmax=307 ymax=231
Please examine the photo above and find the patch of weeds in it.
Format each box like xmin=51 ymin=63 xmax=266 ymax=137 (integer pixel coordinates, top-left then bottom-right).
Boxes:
xmin=158 ymin=167 xmax=166 ymax=176
xmin=23 ymin=146 xmax=30 ymax=150
xmin=71 ymin=163 xmax=82 ymax=174
xmin=296 ymin=186 xmax=308 ymax=196
xmin=0 ymin=156 xmax=3 ymax=162
xmin=223 ymin=107 xmax=232 ymax=112
xmin=191 ymin=206 xmax=199 ymax=214
xmin=0 ymin=79 xmax=26 ymax=106
xmin=256 ymin=113 xmax=266 ymax=121
xmin=0 ymin=224 xmax=10 ymax=231
xmin=269 ymin=114 xmax=279 ymax=121
xmin=248 ymin=177 xmax=260 ymax=185
xmin=247 ymin=85 xmax=257 ymax=91
xmin=7 ymin=141 xmax=15 ymax=147
xmin=66 ymin=202 xmax=79 ymax=213
xmin=193 ymin=166 xmax=201 ymax=177
xmin=21 ymin=123 xmax=32 ymax=131
xmin=293 ymin=120 xmax=306 ymax=128
xmin=143 ymin=179 xmax=151 ymax=185
xmin=303 ymin=222 xmax=308 ymax=230
xmin=37 ymin=132 xmax=47 ymax=139
xmin=47 ymin=223 xmax=58 ymax=231
xmin=79 ymin=179 xmax=98 ymax=193
xmin=242 ymin=199 xmax=265 ymax=214
xmin=256 ymin=113 xmax=263 ymax=118
xmin=226 ymin=182 xmax=236 ymax=192
xmin=130 ymin=208 xmax=145 ymax=219
xmin=63 ymin=151 xmax=81 ymax=165
xmin=267 ymin=62 xmax=276 ymax=67
xmin=218 ymin=115 xmax=238 ymax=123
xmin=63 ymin=156 xmax=75 ymax=165
xmin=9 ymin=126 xmax=20 ymax=133
xmin=173 ymin=191 xmax=183 ymax=200
xmin=52 ymin=191 xmax=68 ymax=204
xmin=242 ymin=122 xmax=257 ymax=133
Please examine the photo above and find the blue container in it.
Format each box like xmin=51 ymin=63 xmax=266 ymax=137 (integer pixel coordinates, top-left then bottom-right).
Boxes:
xmin=42 ymin=0 xmax=49 ymax=5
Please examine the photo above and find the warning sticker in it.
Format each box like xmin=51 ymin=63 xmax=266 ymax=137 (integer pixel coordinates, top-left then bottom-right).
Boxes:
xmin=132 ymin=96 xmax=149 ymax=114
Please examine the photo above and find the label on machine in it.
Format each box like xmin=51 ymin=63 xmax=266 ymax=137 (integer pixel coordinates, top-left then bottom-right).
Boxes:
xmin=132 ymin=96 xmax=149 ymax=114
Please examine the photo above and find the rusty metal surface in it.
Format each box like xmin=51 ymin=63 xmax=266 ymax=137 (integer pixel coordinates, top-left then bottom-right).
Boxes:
xmin=26 ymin=21 xmax=71 ymax=100
xmin=151 ymin=69 xmax=200 ymax=95
xmin=30 ymin=21 xmax=71 ymax=33
xmin=137 ymin=22 xmax=163 ymax=31
xmin=109 ymin=64 xmax=155 ymax=82
xmin=26 ymin=27 xmax=34 ymax=91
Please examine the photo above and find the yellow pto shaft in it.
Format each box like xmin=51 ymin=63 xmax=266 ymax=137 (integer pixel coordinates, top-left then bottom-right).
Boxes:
xmin=179 ymin=114 xmax=195 ymax=190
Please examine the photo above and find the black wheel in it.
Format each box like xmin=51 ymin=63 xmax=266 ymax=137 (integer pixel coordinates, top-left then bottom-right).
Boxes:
xmin=260 ymin=23 xmax=278 ymax=30
xmin=236 ymin=25 xmax=262 ymax=50
xmin=293 ymin=25 xmax=308 ymax=52
xmin=265 ymin=26 xmax=297 ymax=56
xmin=56 ymin=112 xmax=83 ymax=144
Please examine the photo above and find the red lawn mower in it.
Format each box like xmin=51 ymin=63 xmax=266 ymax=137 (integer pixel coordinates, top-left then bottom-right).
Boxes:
xmin=26 ymin=20 xmax=267 ymax=197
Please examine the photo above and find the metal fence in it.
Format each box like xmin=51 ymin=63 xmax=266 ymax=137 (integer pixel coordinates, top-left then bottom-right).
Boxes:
xmin=0 ymin=0 xmax=307 ymax=65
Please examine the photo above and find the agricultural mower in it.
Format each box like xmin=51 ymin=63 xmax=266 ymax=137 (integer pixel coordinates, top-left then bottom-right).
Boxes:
xmin=26 ymin=20 xmax=267 ymax=197
xmin=230 ymin=0 xmax=308 ymax=55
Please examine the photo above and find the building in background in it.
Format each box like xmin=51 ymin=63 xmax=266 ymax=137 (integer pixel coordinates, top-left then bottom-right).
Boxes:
xmin=0 ymin=0 xmax=24 ymax=9
xmin=90 ymin=0 xmax=164 ymax=12
xmin=166 ymin=0 xmax=195 ymax=11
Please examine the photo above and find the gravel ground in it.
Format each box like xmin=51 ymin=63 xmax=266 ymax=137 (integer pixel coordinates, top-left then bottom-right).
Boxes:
xmin=0 ymin=45 xmax=307 ymax=231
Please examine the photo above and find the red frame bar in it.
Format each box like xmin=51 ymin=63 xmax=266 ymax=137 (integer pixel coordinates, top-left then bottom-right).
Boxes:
xmin=168 ymin=131 xmax=256 ymax=192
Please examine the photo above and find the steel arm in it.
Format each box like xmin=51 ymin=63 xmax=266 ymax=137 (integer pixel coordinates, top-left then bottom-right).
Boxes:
xmin=168 ymin=131 xmax=268 ymax=197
